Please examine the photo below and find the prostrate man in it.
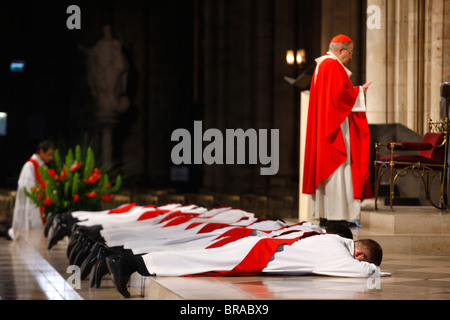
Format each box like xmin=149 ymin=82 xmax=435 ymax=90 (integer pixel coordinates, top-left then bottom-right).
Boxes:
xmin=302 ymin=34 xmax=372 ymax=226
xmin=8 ymin=140 xmax=54 ymax=240
xmin=106 ymin=232 xmax=383 ymax=298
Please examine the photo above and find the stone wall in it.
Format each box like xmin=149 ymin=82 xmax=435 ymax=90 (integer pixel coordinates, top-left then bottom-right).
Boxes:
xmin=366 ymin=0 xmax=450 ymax=133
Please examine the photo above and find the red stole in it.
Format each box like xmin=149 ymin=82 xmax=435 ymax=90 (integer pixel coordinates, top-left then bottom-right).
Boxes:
xmin=302 ymin=57 xmax=372 ymax=200
xmin=109 ymin=203 xmax=137 ymax=214
xmin=28 ymin=158 xmax=44 ymax=186
xmin=205 ymin=227 xmax=255 ymax=249
xmin=28 ymin=158 xmax=46 ymax=225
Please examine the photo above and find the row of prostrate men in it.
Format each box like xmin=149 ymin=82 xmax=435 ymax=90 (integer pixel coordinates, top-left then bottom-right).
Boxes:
xmin=0 ymin=138 xmax=384 ymax=298
xmin=0 ymin=139 xmax=386 ymax=298
xmin=44 ymin=202 xmax=384 ymax=298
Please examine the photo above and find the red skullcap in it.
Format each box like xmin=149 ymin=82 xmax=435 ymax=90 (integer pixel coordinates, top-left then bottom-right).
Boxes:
xmin=330 ymin=34 xmax=353 ymax=43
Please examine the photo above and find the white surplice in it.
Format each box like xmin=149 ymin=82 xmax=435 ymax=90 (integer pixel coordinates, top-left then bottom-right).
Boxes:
xmin=141 ymin=233 xmax=378 ymax=278
xmin=10 ymin=154 xmax=44 ymax=239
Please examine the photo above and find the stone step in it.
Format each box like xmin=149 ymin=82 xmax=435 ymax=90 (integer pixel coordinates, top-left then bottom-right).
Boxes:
xmin=354 ymin=231 xmax=450 ymax=254
xmin=360 ymin=207 xmax=450 ymax=235
xmin=356 ymin=205 xmax=450 ymax=254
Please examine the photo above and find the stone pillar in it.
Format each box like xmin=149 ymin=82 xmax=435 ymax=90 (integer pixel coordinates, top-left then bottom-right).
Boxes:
xmin=367 ymin=0 xmax=450 ymax=132
xmin=366 ymin=0 xmax=422 ymax=129
xmin=424 ymin=0 xmax=450 ymax=125
xmin=366 ymin=0 xmax=388 ymax=124
xmin=80 ymin=25 xmax=129 ymax=169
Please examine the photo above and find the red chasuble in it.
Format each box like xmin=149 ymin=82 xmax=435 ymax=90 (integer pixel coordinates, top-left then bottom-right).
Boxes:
xmin=302 ymin=57 xmax=372 ymax=200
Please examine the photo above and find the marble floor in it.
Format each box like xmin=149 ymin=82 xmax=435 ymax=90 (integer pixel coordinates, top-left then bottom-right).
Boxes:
xmin=138 ymin=253 xmax=450 ymax=300
xmin=1 ymin=227 xmax=450 ymax=301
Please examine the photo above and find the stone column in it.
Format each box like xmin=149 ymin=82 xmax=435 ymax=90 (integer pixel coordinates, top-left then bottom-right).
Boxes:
xmin=366 ymin=0 xmax=388 ymax=124
xmin=424 ymin=0 xmax=450 ymax=125
xmin=367 ymin=0 xmax=450 ymax=131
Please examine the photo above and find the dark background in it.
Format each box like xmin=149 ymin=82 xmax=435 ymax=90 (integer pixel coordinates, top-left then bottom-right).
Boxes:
xmin=0 ymin=0 xmax=365 ymax=199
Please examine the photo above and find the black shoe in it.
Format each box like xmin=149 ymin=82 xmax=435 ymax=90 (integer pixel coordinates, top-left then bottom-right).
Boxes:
xmin=69 ymin=236 xmax=96 ymax=265
xmin=47 ymin=214 xmax=80 ymax=247
xmin=319 ymin=218 xmax=328 ymax=227
xmin=67 ymin=225 xmax=103 ymax=257
xmin=325 ymin=221 xmax=353 ymax=240
xmin=93 ymin=246 xmax=110 ymax=288
xmin=80 ymin=242 xmax=102 ymax=279
xmin=88 ymin=245 xmax=106 ymax=288
xmin=0 ymin=222 xmax=11 ymax=239
xmin=68 ymin=237 xmax=85 ymax=265
xmin=347 ymin=221 xmax=359 ymax=228
xmin=326 ymin=220 xmax=358 ymax=228
xmin=95 ymin=258 xmax=109 ymax=288
xmin=67 ymin=226 xmax=102 ymax=263
xmin=106 ymin=255 xmax=132 ymax=298
xmin=89 ymin=259 xmax=98 ymax=288
xmin=43 ymin=214 xmax=55 ymax=237
xmin=74 ymin=239 xmax=96 ymax=267
xmin=67 ymin=231 xmax=83 ymax=258
xmin=47 ymin=217 xmax=71 ymax=250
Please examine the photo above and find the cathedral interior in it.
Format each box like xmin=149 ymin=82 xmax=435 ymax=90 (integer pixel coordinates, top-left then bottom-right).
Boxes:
xmin=0 ymin=0 xmax=325 ymax=211
xmin=0 ymin=0 xmax=449 ymax=302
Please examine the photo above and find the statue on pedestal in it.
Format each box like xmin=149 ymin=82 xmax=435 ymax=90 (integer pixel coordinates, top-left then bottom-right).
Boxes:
xmin=79 ymin=25 xmax=130 ymax=165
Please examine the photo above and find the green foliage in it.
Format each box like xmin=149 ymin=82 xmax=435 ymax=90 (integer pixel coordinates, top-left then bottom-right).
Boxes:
xmin=24 ymin=145 xmax=122 ymax=218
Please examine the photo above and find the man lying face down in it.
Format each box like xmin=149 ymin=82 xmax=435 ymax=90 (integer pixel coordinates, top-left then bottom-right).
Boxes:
xmin=106 ymin=232 xmax=383 ymax=298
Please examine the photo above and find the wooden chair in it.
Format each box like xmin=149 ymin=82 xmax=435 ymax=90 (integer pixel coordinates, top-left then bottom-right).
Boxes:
xmin=374 ymin=118 xmax=449 ymax=210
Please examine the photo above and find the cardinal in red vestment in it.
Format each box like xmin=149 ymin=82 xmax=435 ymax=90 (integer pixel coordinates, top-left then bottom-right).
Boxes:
xmin=302 ymin=34 xmax=372 ymax=225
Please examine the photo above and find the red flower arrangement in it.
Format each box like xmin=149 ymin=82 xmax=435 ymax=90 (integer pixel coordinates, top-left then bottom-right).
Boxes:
xmin=44 ymin=197 xmax=53 ymax=206
xmin=100 ymin=194 xmax=113 ymax=201
xmin=84 ymin=168 xmax=101 ymax=184
xmin=71 ymin=162 xmax=81 ymax=172
xmin=25 ymin=145 xmax=122 ymax=218
xmin=86 ymin=191 xmax=98 ymax=198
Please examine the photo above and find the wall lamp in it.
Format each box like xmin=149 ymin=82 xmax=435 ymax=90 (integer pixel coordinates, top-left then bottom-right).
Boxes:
xmin=286 ymin=49 xmax=306 ymax=67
